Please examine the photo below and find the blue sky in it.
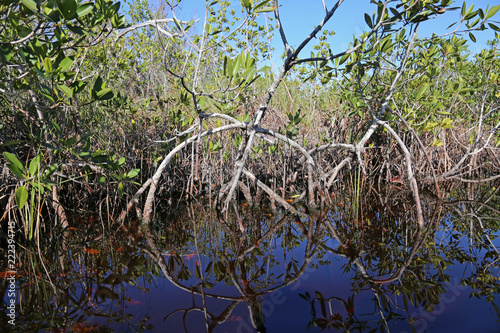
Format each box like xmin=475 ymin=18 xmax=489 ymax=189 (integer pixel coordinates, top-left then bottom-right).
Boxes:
xmin=168 ymin=0 xmax=500 ymax=65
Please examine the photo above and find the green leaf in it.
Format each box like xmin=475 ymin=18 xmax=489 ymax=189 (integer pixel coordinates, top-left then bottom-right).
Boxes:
xmin=66 ymin=23 xmax=85 ymax=35
xmin=463 ymin=10 xmax=477 ymax=20
xmin=57 ymin=0 xmax=78 ymax=20
xmin=432 ymin=139 xmax=444 ymax=147
xmin=205 ymin=261 xmax=213 ymax=274
xmin=7 ymin=164 xmax=25 ymax=179
xmin=59 ymin=57 xmax=74 ymax=72
xmin=423 ymin=121 xmax=438 ymax=132
xmin=41 ymin=179 xmax=57 ymax=187
xmin=109 ymin=2 xmax=121 ymax=15
xmin=21 ymin=0 xmax=38 ymax=13
xmin=58 ymin=84 xmax=73 ymax=97
xmin=254 ymin=6 xmax=274 ymax=13
xmin=30 ymin=37 xmax=45 ymax=56
xmin=3 ymin=152 xmax=24 ymax=171
xmin=226 ymin=57 xmax=233 ymax=78
xmin=415 ymin=83 xmax=430 ymax=100
xmin=116 ymin=157 xmax=126 ymax=168
xmin=44 ymin=57 xmax=53 ymax=74
xmin=440 ymin=118 xmax=454 ymax=129
xmin=16 ymin=25 xmax=32 ymax=38
xmin=209 ymin=28 xmax=221 ymax=36
xmin=0 ymin=45 xmax=14 ymax=63
xmin=402 ymin=292 xmax=409 ymax=310
xmin=257 ymin=65 xmax=270 ymax=73
xmin=321 ymin=73 xmax=331 ymax=84
xmin=364 ymin=13 xmax=373 ymax=28
xmin=126 ymin=169 xmax=140 ymax=179
xmin=436 ymin=110 xmax=452 ymax=115
xmin=111 ymin=14 xmax=124 ymax=28
xmin=488 ymin=23 xmax=500 ymax=31
xmin=96 ymin=88 xmax=113 ymax=100
xmin=410 ymin=10 xmax=431 ymax=23
xmin=185 ymin=19 xmax=194 ymax=31
xmin=15 ymin=186 xmax=29 ymax=210
xmin=381 ymin=38 xmax=393 ymax=52
xmin=72 ymin=80 xmax=87 ymax=94
xmin=319 ymin=297 xmax=327 ymax=317
xmin=339 ymin=53 xmax=349 ymax=65
xmin=76 ymin=4 xmax=93 ymax=17
xmin=223 ymin=56 xmax=228 ymax=76
xmin=31 ymin=182 xmax=45 ymax=195
xmin=389 ymin=7 xmax=401 ymax=20
xmin=233 ymin=53 xmax=243 ymax=76
xmin=469 ymin=17 xmax=480 ymax=28
xmin=246 ymin=53 xmax=255 ymax=70
xmin=43 ymin=164 xmax=58 ymax=178
xmin=28 ymin=154 xmax=42 ymax=176
xmin=254 ymin=0 xmax=270 ymax=11
xmin=469 ymin=32 xmax=476 ymax=43
xmin=118 ymin=182 xmax=124 ymax=197
xmin=92 ymin=76 xmax=104 ymax=92
xmin=244 ymin=68 xmax=256 ymax=83
xmin=485 ymin=4 xmax=500 ymax=20
xmin=241 ymin=0 xmax=253 ymax=11
xmin=172 ymin=17 xmax=182 ymax=31
xmin=0 ymin=140 xmax=26 ymax=147
xmin=195 ymin=262 xmax=201 ymax=279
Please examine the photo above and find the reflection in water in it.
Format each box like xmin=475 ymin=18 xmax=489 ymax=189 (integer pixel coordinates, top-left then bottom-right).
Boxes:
xmin=1 ymin=182 xmax=499 ymax=332
xmin=143 ymin=206 xmax=318 ymax=332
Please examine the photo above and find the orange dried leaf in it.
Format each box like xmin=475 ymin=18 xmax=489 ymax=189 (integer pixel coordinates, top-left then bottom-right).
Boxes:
xmin=0 ymin=271 xmax=16 ymax=278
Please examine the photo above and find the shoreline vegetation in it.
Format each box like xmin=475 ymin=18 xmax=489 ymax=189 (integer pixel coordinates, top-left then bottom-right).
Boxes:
xmin=1 ymin=0 xmax=499 ymax=238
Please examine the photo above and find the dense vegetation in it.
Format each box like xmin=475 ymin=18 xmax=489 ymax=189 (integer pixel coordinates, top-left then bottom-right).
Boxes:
xmin=1 ymin=1 xmax=500 ymax=331
xmin=1 ymin=0 xmax=500 ymax=238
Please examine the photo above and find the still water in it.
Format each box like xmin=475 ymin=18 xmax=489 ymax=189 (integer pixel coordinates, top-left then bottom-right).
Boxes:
xmin=1 ymin=186 xmax=500 ymax=332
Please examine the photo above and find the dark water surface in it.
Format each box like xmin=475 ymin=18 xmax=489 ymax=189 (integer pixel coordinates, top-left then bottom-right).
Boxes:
xmin=1 ymin=186 xmax=500 ymax=332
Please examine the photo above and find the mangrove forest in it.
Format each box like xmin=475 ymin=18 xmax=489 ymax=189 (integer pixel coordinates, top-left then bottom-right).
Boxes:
xmin=1 ymin=0 xmax=500 ymax=332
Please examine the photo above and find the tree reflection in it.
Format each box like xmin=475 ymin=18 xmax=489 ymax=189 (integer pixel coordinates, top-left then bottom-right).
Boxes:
xmin=0 ymin=217 xmax=157 ymax=332
xmin=299 ymin=181 xmax=500 ymax=332
xmin=142 ymin=205 xmax=322 ymax=332
xmin=1 ymin=182 xmax=499 ymax=332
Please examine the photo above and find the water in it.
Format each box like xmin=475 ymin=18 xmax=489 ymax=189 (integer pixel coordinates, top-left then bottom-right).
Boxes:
xmin=1 ymin=187 xmax=500 ymax=332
